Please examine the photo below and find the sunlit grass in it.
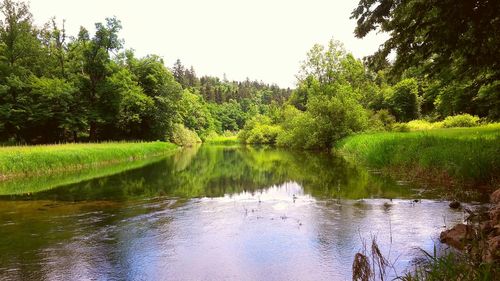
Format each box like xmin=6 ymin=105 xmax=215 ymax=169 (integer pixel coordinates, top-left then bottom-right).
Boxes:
xmin=0 ymin=142 xmax=178 ymax=179
xmin=337 ymin=126 xmax=500 ymax=186
xmin=204 ymin=135 xmax=240 ymax=145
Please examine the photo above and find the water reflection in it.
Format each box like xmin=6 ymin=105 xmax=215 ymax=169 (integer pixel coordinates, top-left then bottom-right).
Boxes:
xmin=0 ymin=145 xmax=471 ymax=280
xmin=2 ymin=145 xmax=413 ymax=201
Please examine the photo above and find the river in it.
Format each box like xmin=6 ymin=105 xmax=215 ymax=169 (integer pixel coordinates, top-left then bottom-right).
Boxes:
xmin=0 ymin=145 xmax=479 ymax=280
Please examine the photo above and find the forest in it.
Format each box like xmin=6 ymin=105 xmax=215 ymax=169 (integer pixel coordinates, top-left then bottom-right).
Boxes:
xmin=1 ymin=0 xmax=498 ymax=148
xmin=0 ymin=0 xmax=291 ymax=144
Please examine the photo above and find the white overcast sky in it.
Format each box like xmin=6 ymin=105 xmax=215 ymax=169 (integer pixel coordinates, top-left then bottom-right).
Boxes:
xmin=27 ymin=0 xmax=387 ymax=88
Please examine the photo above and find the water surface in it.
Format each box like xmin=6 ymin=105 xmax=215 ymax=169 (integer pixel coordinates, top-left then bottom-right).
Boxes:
xmin=0 ymin=145 xmax=473 ymax=280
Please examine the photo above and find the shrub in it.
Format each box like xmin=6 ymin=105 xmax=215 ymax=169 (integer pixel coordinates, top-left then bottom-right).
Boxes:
xmin=442 ymin=114 xmax=480 ymax=128
xmin=369 ymin=109 xmax=396 ymax=131
xmin=245 ymin=124 xmax=283 ymax=144
xmin=275 ymin=107 xmax=317 ymax=148
xmin=392 ymin=123 xmax=410 ymax=132
xmin=405 ymin=119 xmax=444 ymax=130
xmin=170 ymin=124 xmax=201 ymax=146
xmin=238 ymin=115 xmax=272 ymax=143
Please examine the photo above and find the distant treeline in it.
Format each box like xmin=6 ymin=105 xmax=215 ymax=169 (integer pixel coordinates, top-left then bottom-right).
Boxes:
xmin=0 ymin=0 xmax=290 ymax=144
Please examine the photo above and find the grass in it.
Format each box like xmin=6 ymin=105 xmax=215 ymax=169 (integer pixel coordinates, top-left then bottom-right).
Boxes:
xmin=204 ymin=135 xmax=240 ymax=145
xmin=352 ymin=238 xmax=498 ymax=281
xmin=400 ymin=249 xmax=498 ymax=281
xmin=337 ymin=126 xmax=500 ymax=188
xmin=0 ymin=141 xmax=178 ymax=180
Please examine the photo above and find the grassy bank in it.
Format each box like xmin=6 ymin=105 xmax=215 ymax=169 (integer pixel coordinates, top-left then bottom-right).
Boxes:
xmin=0 ymin=142 xmax=178 ymax=180
xmin=337 ymin=127 xmax=500 ymax=188
xmin=204 ymin=135 xmax=240 ymax=145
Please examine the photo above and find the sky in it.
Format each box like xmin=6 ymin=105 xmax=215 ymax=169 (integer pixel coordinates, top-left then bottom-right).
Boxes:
xmin=28 ymin=0 xmax=387 ymax=88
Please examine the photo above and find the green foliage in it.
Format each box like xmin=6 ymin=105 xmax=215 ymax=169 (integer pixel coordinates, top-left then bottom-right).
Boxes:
xmin=352 ymin=0 xmax=500 ymax=81
xmin=239 ymin=115 xmax=282 ymax=145
xmin=178 ymin=90 xmax=215 ymax=138
xmin=0 ymin=0 xmax=292 ymax=145
xmin=170 ymin=123 xmax=201 ymax=147
xmin=172 ymin=59 xmax=291 ymax=133
xmin=387 ymin=78 xmax=420 ymax=122
xmin=369 ymin=109 xmax=396 ymax=131
xmin=126 ymin=54 xmax=183 ymax=141
xmin=304 ymin=88 xmax=368 ymax=148
xmin=442 ymin=114 xmax=480 ymax=128
xmin=208 ymin=99 xmax=246 ymax=132
xmin=405 ymin=120 xmax=443 ymax=131
xmin=391 ymin=123 xmax=410 ymax=132
xmin=275 ymin=106 xmax=315 ymax=148
xmin=352 ymin=0 xmax=500 ymax=120
xmin=244 ymin=39 xmax=371 ymax=150
xmin=245 ymin=124 xmax=282 ymax=144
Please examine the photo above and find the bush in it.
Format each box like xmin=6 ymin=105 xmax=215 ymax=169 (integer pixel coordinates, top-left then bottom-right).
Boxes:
xmin=170 ymin=124 xmax=201 ymax=146
xmin=275 ymin=106 xmax=317 ymax=148
xmin=369 ymin=109 xmax=396 ymax=131
xmin=405 ymin=119 xmax=444 ymax=130
xmin=392 ymin=123 xmax=410 ymax=132
xmin=442 ymin=114 xmax=480 ymax=128
xmin=245 ymin=124 xmax=283 ymax=144
xmin=239 ymin=115 xmax=283 ymax=144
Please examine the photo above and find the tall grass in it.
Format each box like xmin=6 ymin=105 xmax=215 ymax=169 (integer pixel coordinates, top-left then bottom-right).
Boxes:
xmin=401 ymin=248 xmax=498 ymax=281
xmin=0 ymin=142 xmax=178 ymax=179
xmin=204 ymin=135 xmax=240 ymax=145
xmin=337 ymin=127 xmax=500 ymax=187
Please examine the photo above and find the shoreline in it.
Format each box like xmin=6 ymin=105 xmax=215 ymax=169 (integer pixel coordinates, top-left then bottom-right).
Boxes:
xmin=0 ymin=142 xmax=178 ymax=181
xmin=336 ymin=128 xmax=500 ymax=193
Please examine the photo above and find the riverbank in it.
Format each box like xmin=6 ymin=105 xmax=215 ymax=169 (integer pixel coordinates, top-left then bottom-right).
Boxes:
xmin=336 ymin=127 xmax=500 ymax=190
xmin=204 ymin=135 xmax=240 ymax=145
xmin=0 ymin=142 xmax=178 ymax=180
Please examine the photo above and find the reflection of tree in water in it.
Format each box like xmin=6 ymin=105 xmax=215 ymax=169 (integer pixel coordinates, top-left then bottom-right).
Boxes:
xmin=9 ymin=145 xmax=413 ymax=201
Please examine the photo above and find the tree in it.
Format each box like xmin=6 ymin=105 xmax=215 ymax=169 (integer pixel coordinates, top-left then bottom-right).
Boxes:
xmin=178 ymin=89 xmax=214 ymax=137
xmin=297 ymin=39 xmax=347 ymax=85
xmin=19 ymin=77 xmax=80 ymax=143
xmin=387 ymin=78 xmax=420 ymax=122
xmin=352 ymin=0 xmax=500 ymax=119
xmin=72 ymin=17 xmax=123 ymax=140
xmin=130 ymin=55 xmax=183 ymax=140
xmin=0 ymin=0 xmax=44 ymax=141
xmin=352 ymin=0 xmax=500 ymax=78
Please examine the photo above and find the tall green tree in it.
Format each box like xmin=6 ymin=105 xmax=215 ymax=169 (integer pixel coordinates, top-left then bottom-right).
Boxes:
xmin=68 ymin=17 xmax=123 ymax=140
xmin=129 ymin=55 xmax=183 ymax=140
xmin=352 ymin=0 xmax=500 ymax=119
xmin=0 ymin=0 xmax=44 ymax=141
